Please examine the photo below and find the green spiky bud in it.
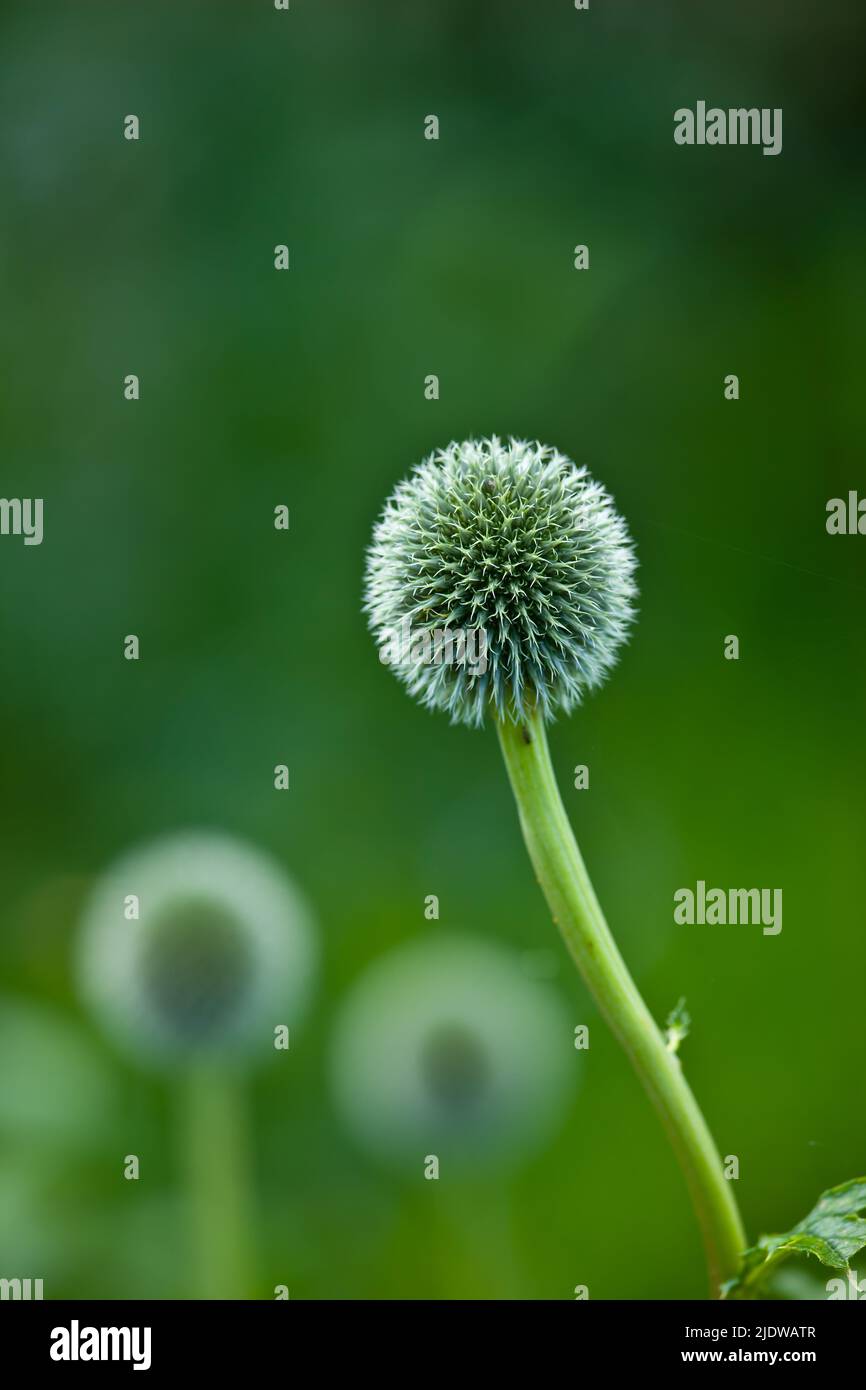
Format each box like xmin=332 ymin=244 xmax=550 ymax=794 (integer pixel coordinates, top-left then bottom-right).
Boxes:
xmin=364 ymin=436 xmax=638 ymax=726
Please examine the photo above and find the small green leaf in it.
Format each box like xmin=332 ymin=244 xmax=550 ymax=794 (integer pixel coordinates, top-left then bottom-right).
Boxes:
xmin=723 ymin=1177 xmax=866 ymax=1299
xmin=664 ymin=997 xmax=690 ymax=1054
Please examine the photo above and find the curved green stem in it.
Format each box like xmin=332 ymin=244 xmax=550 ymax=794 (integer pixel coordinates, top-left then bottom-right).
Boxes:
xmin=495 ymin=706 xmax=746 ymax=1296
xmin=183 ymin=1067 xmax=256 ymax=1299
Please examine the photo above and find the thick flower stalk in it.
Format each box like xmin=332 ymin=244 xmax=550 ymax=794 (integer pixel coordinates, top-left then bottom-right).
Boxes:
xmin=364 ymin=436 xmax=746 ymax=1295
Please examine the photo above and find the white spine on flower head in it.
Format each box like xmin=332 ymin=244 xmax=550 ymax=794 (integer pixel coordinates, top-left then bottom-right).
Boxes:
xmin=364 ymin=436 xmax=638 ymax=727
xmin=77 ymin=831 xmax=317 ymax=1066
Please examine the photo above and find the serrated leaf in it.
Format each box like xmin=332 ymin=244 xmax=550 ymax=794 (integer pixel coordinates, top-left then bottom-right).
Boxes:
xmin=723 ymin=1177 xmax=866 ymax=1299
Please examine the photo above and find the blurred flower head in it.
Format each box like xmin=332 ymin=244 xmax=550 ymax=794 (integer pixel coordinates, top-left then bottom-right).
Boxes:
xmin=364 ymin=436 xmax=638 ymax=726
xmin=77 ymin=831 xmax=317 ymax=1066
xmin=0 ymin=995 xmax=115 ymax=1150
xmin=330 ymin=933 xmax=575 ymax=1172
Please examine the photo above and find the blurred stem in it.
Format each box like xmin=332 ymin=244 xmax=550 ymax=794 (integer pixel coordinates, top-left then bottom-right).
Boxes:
xmin=441 ymin=1183 xmax=526 ymax=1299
xmin=183 ymin=1067 xmax=256 ymax=1299
xmin=495 ymin=707 xmax=746 ymax=1296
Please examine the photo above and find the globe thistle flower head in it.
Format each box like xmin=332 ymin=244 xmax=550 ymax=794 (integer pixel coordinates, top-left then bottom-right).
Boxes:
xmin=0 ymin=997 xmax=114 ymax=1153
xmin=330 ymin=933 xmax=575 ymax=1172
xmin=364 ymin=437 xmax=638 ymax=726
xmin=77 ymin=831 xmax=317 ymax=1067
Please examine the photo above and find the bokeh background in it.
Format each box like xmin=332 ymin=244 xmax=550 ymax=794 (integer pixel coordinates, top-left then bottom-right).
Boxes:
xmin=1 ymin=0 xmax=864 ymax=1299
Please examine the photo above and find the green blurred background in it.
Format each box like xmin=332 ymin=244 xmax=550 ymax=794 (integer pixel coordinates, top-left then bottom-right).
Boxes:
xmin=1 ymin=0 xmax=864 ymax=1299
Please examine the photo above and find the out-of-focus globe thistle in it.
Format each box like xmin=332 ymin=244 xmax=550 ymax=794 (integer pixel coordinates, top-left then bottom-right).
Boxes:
xmin=0 ymin=996 xmax=115 ymax=1151
xmin=364 ymin=436 xmax=637 ymax=726
xmin=330 ymin=934 xmax=575 ymax=1171
xmin=77 ymin=831 xmax=317 ymax=1066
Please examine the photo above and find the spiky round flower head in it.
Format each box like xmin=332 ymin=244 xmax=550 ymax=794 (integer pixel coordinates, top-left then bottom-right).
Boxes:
xmin=77 ymin=831 xmax=317 ymax=1067
xmin=330 ymin=933 xmax=575 ymax=1172
xmin=364 ymin=436 xmax=638 ymax=726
